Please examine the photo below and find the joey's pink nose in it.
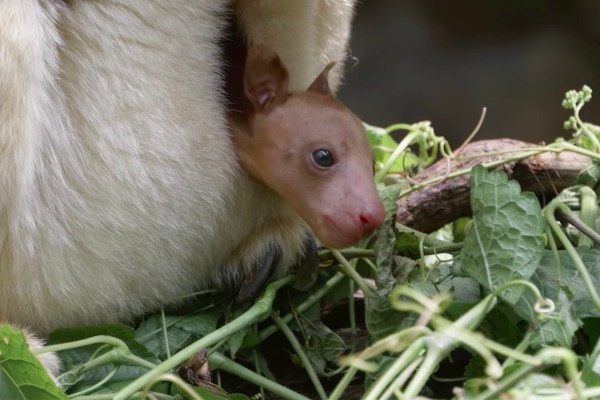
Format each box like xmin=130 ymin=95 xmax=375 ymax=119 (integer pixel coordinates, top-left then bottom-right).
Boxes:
xmin=357 ymin=202 xmax=385 ymax=238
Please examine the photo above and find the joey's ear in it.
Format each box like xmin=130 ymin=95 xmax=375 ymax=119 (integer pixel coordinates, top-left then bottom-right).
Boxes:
xmin=307 ymin=62 xmax=336 ymax=95
xmin=244 ymin=44 xmax=289 ymax=113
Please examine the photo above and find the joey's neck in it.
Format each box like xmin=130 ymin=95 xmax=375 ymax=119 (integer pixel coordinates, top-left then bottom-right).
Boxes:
xmin=233 ymin=169 xmax=302 ymax=235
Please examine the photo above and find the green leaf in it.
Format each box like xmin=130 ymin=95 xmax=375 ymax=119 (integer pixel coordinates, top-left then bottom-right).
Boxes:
xmin=48 ymin=324 xmax=135 ymax=345
xmin=518 ymin=248 xmax=600 ymax=322
xmin=365 ymin=124 xmax=417 ymax=173
xmin=48 ymin=325 xmax=158 ymax=390
xmin=514 ymin=247 xmax=600 ymax=349
xmin=452 ymin=217 xmax=471 ymax=243
xmin=577 ymin=161 xmax=600 ymax=193
xmin=226 ymin=308 xmax=249 ymax=357
xmin=135 ymin=313 xmax=220 ymax=360
xmin=0 ymin=325 xmax=66 ymax=400
xmin=365 ymin=123 xmax=387 ymax=147
xmin=529 ymin=289 xmax=580 ymax=348
xmin=303 ymin=320 xmax=346 ymax=375
xmin=366 ymin=179 xmax=414 ymax=339
xmin=393 ymin=231 xmax=421 ymax=259
xmin=379 ymin=182 xmax=402 ymax=218
xmin=454 ymin=165 xmax=545 ymax=304
xmin=556 ymin=249 xmax=600 ymax=319
xmin=172 ymin=383 xmax=252 ymax=400
xmin=367 ymin=196 xmax=416 ymax=340
xmin=477 ymin=307 xmax=524 ymax=348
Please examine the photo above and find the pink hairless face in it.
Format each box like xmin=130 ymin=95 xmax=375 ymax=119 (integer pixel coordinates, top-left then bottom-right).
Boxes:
xmin=234 ymin=45 xmax=385 ymax=248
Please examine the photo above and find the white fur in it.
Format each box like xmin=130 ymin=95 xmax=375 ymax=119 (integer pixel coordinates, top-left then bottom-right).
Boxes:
xmin=236 ymin=0 xmax=355 ymax=90
xmin=0 ymin=0 xmax=355 ymax=334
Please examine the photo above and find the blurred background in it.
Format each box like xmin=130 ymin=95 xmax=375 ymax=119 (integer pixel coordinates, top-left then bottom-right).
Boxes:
xmin=339 ymin=0 xmax=600 ymax=146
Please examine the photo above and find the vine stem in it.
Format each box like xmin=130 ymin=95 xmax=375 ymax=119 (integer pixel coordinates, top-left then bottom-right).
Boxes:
xmin=257 ymin=272 xmax=346 ymax=343
xmin=555 ymin=191 xmax=600 ymax=246
xmin=472 ymin=364 xmax=538 ymax=400
xmin=573 ymin=100 xmax=600 ymax=152
xmin=545 ymin=201 xmax=600 ymax=311
xmin=207 ymin=351 xmax=311 ymax=400
xmin=375 ymin=130 xmax=424 ymax=183
xmin=141 ymin=374 xmax=203 ymax=400
xmin=271 ymin=312 xmax=327 ymax=400
xmin=67 ymin=368 xmax=118 ymax=398
xmin=35 ymin=335 xmax=130 ymax=355
xmin=328 ymin=368 xmax=357 ymax=400
xmin=113 ymin=277 xmax=293 ymax=400
xmin=331 ymin=249 xmax=375 ymax=295
xmin=363 ymin=339 xmax=427 ymax=400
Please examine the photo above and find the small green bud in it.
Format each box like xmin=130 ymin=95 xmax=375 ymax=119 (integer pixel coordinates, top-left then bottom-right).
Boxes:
xmin=581 ymin=85 xmax=593 ymax=103
xmin=563 ymin=116 xmax=577 ymax=131
xmin=562 ymin=89 xmax=578 ymax=109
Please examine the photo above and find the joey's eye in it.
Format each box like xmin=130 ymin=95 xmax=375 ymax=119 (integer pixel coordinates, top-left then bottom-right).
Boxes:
xmin=312 ymin=149 xmax=334 ymax=168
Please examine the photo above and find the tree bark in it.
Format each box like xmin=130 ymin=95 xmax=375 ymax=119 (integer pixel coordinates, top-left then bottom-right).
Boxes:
xmin=396 ymin=139 xmax=591 ymax=233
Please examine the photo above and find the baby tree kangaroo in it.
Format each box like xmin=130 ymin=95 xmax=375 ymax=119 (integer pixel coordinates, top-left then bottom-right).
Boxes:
xmin=1 ymin=0 xmax=376 ymax=387
xmin=233 ymin=45 xmax=384 ymax=250
xmin=4 ymin=46 xmax=385 ymax=384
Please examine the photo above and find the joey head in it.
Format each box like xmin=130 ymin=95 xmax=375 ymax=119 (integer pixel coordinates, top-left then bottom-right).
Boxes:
xmin=233 ymin=45 xmax=385 ymax=248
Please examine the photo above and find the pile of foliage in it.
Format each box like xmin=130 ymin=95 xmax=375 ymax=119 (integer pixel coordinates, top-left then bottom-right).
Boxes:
xmin=2 ymin=86 xmax=600 ymax=399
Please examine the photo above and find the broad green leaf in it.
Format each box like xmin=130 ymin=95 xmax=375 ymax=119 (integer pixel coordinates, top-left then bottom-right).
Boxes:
xmin=477 ymin=307 xmax=524 ymax=348
xmin=135 ymin=313 xmax=220 ymax=360
xmin=48 ymin=325 xmax=157 ymax=390
xmin=393 ymin=231 xmax=421 ymax=259
xmin=226 ymin=308 xmax=249 ymax=357
xmin=379 ymin=182 xmax=402 ymax=218
xmin=48 ymin=324 xmax=135 ymax=345
xmin=448 ymin=276 xmax=481 ymax=304
xmin=577 ymin=161 xmax=600 ymax=193
xmin=367 ymin=201 xmax=415 ymax=339
xmin=514 ymin=247 xmax=600 ymax=349
xmin=463 ymin=355 xmax=486 ymax=381
xmin=529 ymin=289 xmax=580 ymax=348
xmin=454 ymin=165 xmax=545 ymax=304
xmin=172 ymin=383 xmax=252 ymax=400
xmin=303 ymin=320 xmax=346 ymax=375
xmin=58 ymin=340 xmax=156 ymax=391
xmin=366 ymin=180 xmax=411 ymax=338
xmin=365 ymin=123 xmax=418 ymax=173
xmin=546 ymin=249 xmax=600 ymax=319
xmin=518 ymin=248 xmax=600 ymax=322
xmin=453 ymin=217 xmax=472 ymax=243
xmin=0 ymin=325 xmax=66 ymax=400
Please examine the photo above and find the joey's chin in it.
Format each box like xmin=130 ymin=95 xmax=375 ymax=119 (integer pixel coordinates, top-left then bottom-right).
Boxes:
xmin=318 ymin=233 xmax=359 ymax=249
xmin=313 ymin=217 xmax=365 ymax=249
xmin=317 ymin=233 xmax=360 ymax=249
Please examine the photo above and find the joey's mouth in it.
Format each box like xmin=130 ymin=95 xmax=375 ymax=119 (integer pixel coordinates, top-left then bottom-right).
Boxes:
xmin=316 ymin=216 xmax=363 ymax=249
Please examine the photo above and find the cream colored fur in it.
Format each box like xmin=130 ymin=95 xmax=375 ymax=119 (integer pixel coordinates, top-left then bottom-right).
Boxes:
xmin=0 ymin=0 xmax=356 ymax=334
xmin=236 ymin=0 xmax=355 ymax=90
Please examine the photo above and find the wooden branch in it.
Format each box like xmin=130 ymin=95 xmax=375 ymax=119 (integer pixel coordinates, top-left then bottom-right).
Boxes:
xmin=396 ymin=139 xmax=591 ymax=233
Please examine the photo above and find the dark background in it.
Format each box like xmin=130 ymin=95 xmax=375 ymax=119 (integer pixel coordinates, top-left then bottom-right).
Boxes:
xmin=339 ymin=0 xmax=600 ymax=146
